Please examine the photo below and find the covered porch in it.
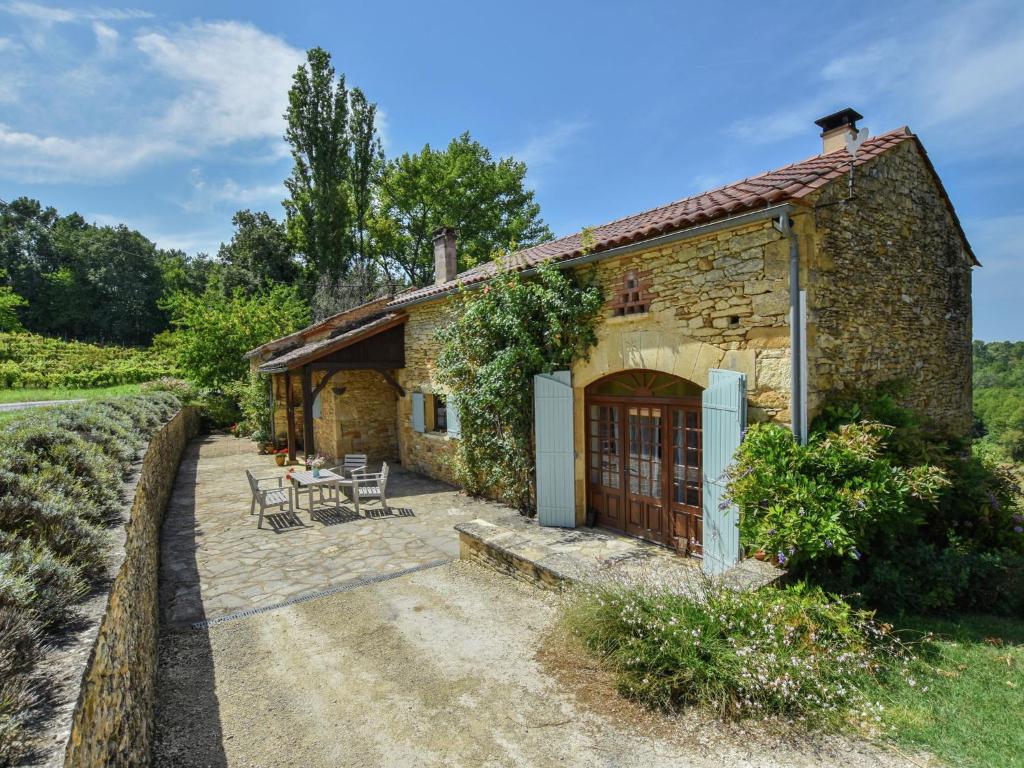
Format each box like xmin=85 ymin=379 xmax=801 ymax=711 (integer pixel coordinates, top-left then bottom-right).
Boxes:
xmin=258 ymin=313 xmax=408 ymax=463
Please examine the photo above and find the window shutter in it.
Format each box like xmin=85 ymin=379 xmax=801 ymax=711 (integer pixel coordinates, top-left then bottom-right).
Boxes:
xmin=701 ymin=369 xmax=747 ymax=575
xmin=411 ymin=392 xmax=425 ymax=433
xmin=534 ymin=371 xmax=575 ymax=528
xmin=447 ymin=395 xmax=461 ymax=438
xmin=312 ymin=392 xmax=322 ymax=419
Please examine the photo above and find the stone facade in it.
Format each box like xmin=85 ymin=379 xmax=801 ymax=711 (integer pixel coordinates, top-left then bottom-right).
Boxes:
xmin=804 ymin=140 xmax=974 ymax=433
xmin=567 ymin=218 xmax=807 ymax=522
xmin=264 ymin=136 xmax=973 ymax=508
xmin=395 ymin=299 xmax=460 ymax=484
xmin=270 ymin=370 xmax=399 ymax=461
xmin=62 ymin=407 xmax=200 ymax=768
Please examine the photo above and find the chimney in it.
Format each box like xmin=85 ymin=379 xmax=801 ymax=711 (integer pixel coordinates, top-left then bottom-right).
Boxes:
xmin=433 ymin=226 xmax=457 ymax=286
xmin=814 ymin=107 xmax=864 ymax=154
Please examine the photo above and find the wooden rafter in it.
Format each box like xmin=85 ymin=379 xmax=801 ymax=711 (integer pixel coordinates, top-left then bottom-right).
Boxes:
xmin=375 ymin=370 xmax=406 ymax=397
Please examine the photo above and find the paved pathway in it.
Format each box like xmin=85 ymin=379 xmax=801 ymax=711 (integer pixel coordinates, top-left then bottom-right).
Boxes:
xmin=0 ymin=398 xmax=82 ymax=412
xmin=159 ymin=435 xmax=516 ymax=627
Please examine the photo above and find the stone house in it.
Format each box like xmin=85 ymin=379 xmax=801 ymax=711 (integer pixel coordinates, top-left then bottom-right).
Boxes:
xmin=248 ymin=109 xmax=976 ymax=572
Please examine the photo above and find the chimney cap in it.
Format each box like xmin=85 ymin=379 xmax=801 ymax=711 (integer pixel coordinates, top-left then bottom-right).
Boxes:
xmin=432 ymin=226 xmax=457 ymax=241
xmin=814 ymin=107 xmax=863 ymax=133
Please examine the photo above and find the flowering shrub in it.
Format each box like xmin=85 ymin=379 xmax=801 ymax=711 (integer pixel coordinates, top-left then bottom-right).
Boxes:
xmin=728 ymin=422 xmax=948 ymax=568
xmin=564 ymin=580 xmax=912 ymax=725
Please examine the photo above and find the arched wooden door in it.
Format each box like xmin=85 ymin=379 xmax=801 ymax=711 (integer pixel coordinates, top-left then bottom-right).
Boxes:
xmin=585 ymin=370 xmax=703 ymax=554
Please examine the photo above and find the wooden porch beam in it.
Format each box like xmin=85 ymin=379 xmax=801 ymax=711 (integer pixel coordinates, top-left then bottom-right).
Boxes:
xmin=308 ymin=361 xmax=397 ymax=372
xmin=301 ymin=364 xmax=315 ymax=458
xmin=284 ymin=372 xmax=297 ymax=462
xmin=376 ymin=369 xmax=406 ymax=398
xmin=311 ymin=368 xmax=340 ymax=401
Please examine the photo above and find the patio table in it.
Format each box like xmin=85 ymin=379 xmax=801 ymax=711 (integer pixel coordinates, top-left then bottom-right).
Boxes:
xmin=288 ymin=469 xmax=352 ymax=514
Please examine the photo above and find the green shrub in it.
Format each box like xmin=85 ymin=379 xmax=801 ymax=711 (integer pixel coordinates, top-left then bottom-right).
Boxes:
xmin=0 ymin=392 xmax=181 ymax=761
xmin=198 ymin=391 xmax=242 ymax=431
xmin=564 ymin=580 xmax=908 ymax=724
xmin=0 ymin=533 xmax=87 ymax=627
xmin=0 ymin=607 xmax=38 ymax=764
xmin=435 ymin=261 xmax=603 ymax=510
xmin=728 ymin=421 xmax=948 ymax=568
xmin=228 ymin=373 xmax=273 ymax=443
xmin=0 ymin=332 xmax=175 ymax=390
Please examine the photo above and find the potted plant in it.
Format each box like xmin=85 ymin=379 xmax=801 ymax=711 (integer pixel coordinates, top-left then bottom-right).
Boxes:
xmin=274 ymin=448 xmax=287 ymax=467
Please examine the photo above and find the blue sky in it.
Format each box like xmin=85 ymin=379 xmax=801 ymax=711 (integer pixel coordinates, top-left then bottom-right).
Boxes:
xmin=1 ymin=0 xmax=1021 ymax=340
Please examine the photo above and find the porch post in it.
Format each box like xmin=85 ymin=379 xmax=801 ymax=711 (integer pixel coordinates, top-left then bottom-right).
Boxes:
xmin=285 ymin=372 xmax=297 ymax=463
xmin=302 ymin=364 xmax=315 ymax=458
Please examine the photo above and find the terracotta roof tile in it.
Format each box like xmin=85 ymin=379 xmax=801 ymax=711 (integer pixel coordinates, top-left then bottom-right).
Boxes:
xmin=390 ymin=126 xmax=976 ymax=307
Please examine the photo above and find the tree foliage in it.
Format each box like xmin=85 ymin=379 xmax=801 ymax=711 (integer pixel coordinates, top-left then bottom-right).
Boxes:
xmin=163 ymin=285 xmax=309 ymax=389
xmin=435 ymin=262 xmax=602 ymax=510
xmin=0 ymin=270 xmax=26 ymax=332
xmin=374 ymin=133 xmax=552 ymax=286
xmin=283 ymin=47 xmax=383 ymax=282
xmin=214 ymin=209 xmax=299 ymax=296
xmin=0 ymin=197 xmax=206 ymax=345
xmin=973 ymin=340 xmax=1024 ymax=461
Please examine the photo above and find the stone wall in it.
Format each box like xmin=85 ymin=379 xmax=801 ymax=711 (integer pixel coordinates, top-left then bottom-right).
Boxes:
xmin=568 ymin=218 xmax=805 ymax=522
xmin=61 ymin=407 xmax=200 ymax=768
xmin=396 ymin=299 xmax=460 ymax=484
xmin=271 ymin=370 xmax=399 ymax=461
xmin=806 ymin=139 xmax=974 ymax=433
xmin=311 ymin=369 xmax=399 ymax=461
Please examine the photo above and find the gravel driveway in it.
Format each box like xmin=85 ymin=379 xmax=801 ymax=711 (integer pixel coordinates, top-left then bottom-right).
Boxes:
xmin=154 ymin=561 xmax=917 ymax=768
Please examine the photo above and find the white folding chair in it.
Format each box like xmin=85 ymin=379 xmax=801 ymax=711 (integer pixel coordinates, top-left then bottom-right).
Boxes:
xmin=246 ymin=470 xmax=293 ymax=529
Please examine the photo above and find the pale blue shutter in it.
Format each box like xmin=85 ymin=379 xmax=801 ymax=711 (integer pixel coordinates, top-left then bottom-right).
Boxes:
xmin=534 ymin=371 xmax=575 ymax=527
xmin=411 ymin=392 xmax=425 ymax=433
xmin=447 ymin=396 xmax=461 ymax=438
xmin=312 ymin=392 xmax=322 ymax=419
xmin=701 ymin=369 xmax=747 ymax=575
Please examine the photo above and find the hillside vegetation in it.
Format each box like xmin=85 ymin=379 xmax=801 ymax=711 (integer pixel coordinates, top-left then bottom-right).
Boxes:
xmin=0 ymin=333 xmax=175 ymax=390
xmin=974 ymin=340 xmax=1024 ymax=462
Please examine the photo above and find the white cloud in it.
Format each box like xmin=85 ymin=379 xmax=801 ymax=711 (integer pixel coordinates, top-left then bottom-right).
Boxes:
xmin=135 ymin=21 xmax=303 ymax=147
xmin=182 ymin=167 xmax=285 ymax=213
xmin=510 ymin=120 xmax=587 ymax=189
xmin=0 ymin=19 xmax=304 ymax=182
xmin=728 ymin=1 xmax=1024 ymax=154
xmin=0 ymin=122 xmax=178 ymax=181
xmin=92 ymin=20 xmax=117 ymax=56
xmin=1 ymin=2 xmax=152 ymax=23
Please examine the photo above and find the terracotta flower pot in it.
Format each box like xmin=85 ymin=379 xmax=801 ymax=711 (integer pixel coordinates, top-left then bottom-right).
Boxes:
xmin=274 ymin=454 xmax=286 ymax=467
xmin=753 ymin=550 xmax=767 ymax=561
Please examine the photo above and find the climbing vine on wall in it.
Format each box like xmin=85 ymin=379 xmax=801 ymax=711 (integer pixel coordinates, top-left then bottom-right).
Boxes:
xmin=435 ymin=261 xmax=603 ymax=511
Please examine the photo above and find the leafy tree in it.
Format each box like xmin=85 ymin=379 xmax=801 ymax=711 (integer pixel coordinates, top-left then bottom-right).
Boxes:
xmin=435 ymin=262 xmax=602 ymax=510
xmin=164 ymin=284 xmax=309 ymax=389
xmin=0 ymin=197 xmax=206 ymax=345
xmin=973 ymin=340 xmax=1024 ymax=461
xmin=349 ymin=87 xmax=384 ymax=265
xmin=373 ymin=133 xmax=553 ymax=286
xmin=0 ymin=269 xmax=27 ymax=331
xmin=215 ymin=210 xmax=298 ymax=295
xmin=283 ymin=47 xmax=352 ymax=277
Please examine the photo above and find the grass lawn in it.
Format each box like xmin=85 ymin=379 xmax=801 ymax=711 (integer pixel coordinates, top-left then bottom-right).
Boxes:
xmin=873 ymin=614 xmax=1024 ymax=768
xmin=0 ymin=382 xmax=145 ymax=404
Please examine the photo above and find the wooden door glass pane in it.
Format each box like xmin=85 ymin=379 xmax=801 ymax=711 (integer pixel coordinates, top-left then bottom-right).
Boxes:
xmin=672 ymin=407 xmax=702 ymax=508
xmin=628 ymin=406 xmax=662 ymax=497
xmin=589 ymin=405 xmax=621 ymax=489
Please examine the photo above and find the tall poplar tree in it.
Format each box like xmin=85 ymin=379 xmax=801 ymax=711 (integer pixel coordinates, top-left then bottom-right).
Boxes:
xmin=283 ymin=47 xmax=353 ymax=278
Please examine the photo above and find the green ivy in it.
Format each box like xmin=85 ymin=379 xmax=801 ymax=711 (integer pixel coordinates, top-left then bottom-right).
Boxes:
xmin=435 ymin=262 xmax=603 ymax=511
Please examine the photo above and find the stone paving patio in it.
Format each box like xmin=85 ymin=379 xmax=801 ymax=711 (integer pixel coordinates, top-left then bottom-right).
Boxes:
xmin=159 ymin=435 xmax=517 ymax=627
xmin=160 ymin=435 xmax=781 ymax=630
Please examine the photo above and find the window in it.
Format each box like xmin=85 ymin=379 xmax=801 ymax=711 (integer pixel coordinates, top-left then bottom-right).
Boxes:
xmin=611 ymin=270 xmax=653 ymax=316
xmin=433 ymin=395 xmax=447 ymax=432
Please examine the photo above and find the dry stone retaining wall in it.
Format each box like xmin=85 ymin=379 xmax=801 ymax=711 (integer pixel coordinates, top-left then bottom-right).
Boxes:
xmin=61 ymin=407 xmax=200 ymax=768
